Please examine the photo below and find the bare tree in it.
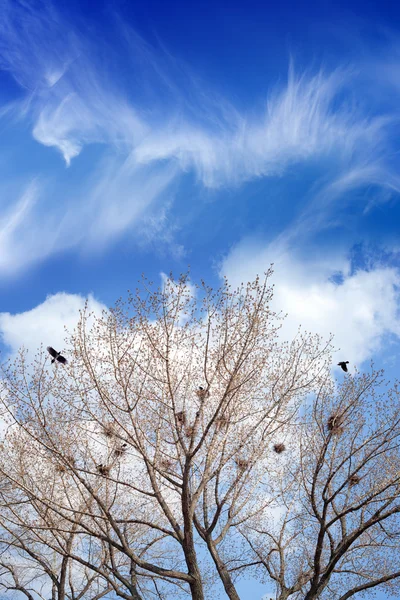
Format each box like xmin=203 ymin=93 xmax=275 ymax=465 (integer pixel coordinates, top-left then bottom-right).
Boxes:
xmin=0 ymin=271 xmax=397 ymax=600
xmin=240 ymin=368 xmax=400 ymax=600
xmin=0 ymin=459 xmax=116 ymax=600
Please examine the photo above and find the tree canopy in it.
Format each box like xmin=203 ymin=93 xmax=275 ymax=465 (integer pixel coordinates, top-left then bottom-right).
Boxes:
xmin=0 ymin=271 xmax=399 ymax=600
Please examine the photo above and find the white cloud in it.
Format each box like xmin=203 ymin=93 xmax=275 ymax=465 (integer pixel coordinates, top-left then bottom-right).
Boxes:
xmin=0 ymin=156 xmax=179 ymax=273
xmin=0 ymin=1 xmax=395 ymax=189
xmin=285 ymin=163 xmax=400 ymax=244
xmin=31 ymin=84 xmax=148 ymax=166
xmin=221 ymin=239 xmax=400 ymax=366
xmin=0 ymin=181 xmax=39 ymax=271
xmin=132 ymin=67 xmax=391 ymax=189
xmin=0 ymin=292 xmax=107 ymax=440
xmin=0 ymin=292 xmax=106 ymax=358
xmin=0 ymin=2 xmax=400 ymax=276
xmin=13 ymin=23 xmax=386 ymax=190
xmin=0 ymin=180 xmax=64 ymax=275
xmin=79 ymin=157 xmax=178 ymax=249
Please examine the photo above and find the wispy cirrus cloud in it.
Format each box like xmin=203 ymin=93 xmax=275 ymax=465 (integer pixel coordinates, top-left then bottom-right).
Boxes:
xmin=0 ymin=1 xmax=400 ymax=274
xmin=0 ymin=160 xmax=179 ymax=273
xmin=0 ymin=180 xmax=48 ymax=274
xmin=1 ymin=0 xmax=395 ymax=184
xmin=273 ymin=162 xmax=400 ymax=249
xmin=133 ymin=67 xmax=394 ymax=188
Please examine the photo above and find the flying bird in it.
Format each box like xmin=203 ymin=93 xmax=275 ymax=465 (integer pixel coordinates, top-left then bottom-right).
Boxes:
xmin=47 ymin=346 xmax=67 ymax=365
xmin=338 ymin=361 xmax=349 ymax=372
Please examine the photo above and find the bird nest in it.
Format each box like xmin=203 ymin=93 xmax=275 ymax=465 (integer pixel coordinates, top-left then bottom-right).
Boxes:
xmin=185 ymin=425 xmax=195 ymax=437
xmin=114 ymin=444 xmax=127 ymax=457
xmin=235 ymin=458 xmax=250 ymax=470
xmin=327 ymin=414 xmax=344 ymax=435
xmin=160 ymin=458 xmax=173 ymax=471
xmin=348 ymin=474 xmax=361 ymax=486
xmin=273 ymin=443 xmax=286 ymax=454
xmin=196 ymin=388 xmax=210 ymax=400
xmin=97 ymin=464 xmax=111 ymax=476
xmin=55 ymin=464 xmax=66 ymax=474
xmin=175 ymin=411 xmax=187 ymax=426
xmin=102 ymin=423 xmax=116 ymax=438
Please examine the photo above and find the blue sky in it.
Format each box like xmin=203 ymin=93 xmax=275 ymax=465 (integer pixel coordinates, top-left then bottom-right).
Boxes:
xmin=1 ymin=1 xmax=400 ymax=597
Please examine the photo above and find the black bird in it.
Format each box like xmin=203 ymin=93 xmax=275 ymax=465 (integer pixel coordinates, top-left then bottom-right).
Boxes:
xmin=47 ymin=346 xmax=67 ymax=365
xmin=338 ymin=361 xmax=349 ymax=372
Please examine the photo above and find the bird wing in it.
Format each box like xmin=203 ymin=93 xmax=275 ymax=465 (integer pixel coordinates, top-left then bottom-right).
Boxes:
xmin=57 ymin=355 xmax=67 ymax=364
xmin=47 ymin=346 xmax=58 ymax=358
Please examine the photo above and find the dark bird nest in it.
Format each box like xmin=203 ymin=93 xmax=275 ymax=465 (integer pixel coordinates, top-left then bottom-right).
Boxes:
xmin=196 ymin=387 xmax=210 ymax=400
xmin=114 ymin=444 xmax=128 ymax=458
xmin=97 ymin=464 xmax=111 ymax=476
xmin=348 ymin=474 xmax=361 ymax=486
xmin=175 ymin=411 xmax=187 ymax=426
xmin=185 ymin=425 xmax=195 ymax=437
xmin=102 ymin=423 xmax=116 ymax=438
xmin=160 ymin=458 xmax=173 ymax=471
xmin=273 ymin=443 xmax=286 ymax=454
xmin=55 ymin=464 xmax=66 ymax=474
xmin=327 ymin=414 xmax=344 ymax=435
xmin=235 ymin=458 xmax=250 ymax=470
xmin=298 ymin=573 xmax=309 ymax=586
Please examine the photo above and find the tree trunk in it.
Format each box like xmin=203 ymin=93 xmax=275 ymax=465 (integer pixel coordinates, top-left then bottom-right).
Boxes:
xmin=303 ymin=587 xmax=322 ymax=600
xmin=57 ymin=555 xmax=68 ymax=600
xmin=182 ymin=526 xmax=204 ymax=600
xmin=205 ymin=537 xmax=241 ymax=600
xmin=182 ymin=465 xmax=204 ymax=600
xmin=129 ymin=560 xmax=144 ymax=600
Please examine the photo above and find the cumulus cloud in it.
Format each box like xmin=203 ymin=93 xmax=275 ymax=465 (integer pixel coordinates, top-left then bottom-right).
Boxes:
xmin=0 ymin=292 xmax=106 ymax=358
xmin=221 ymin=239 xmax=400 ymax=365
xmin=0 ymin=292 xmax=107 ymax=439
